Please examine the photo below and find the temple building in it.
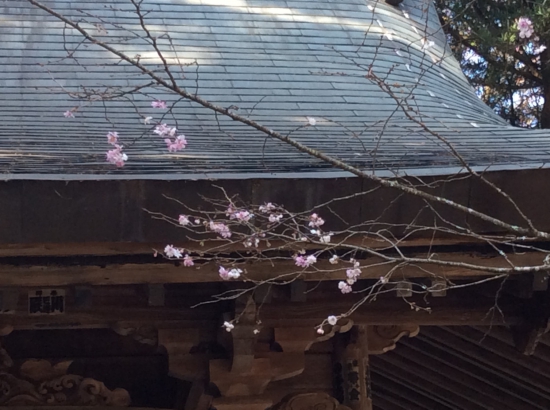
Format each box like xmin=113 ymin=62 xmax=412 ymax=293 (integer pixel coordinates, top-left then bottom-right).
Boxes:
xmin=1 ymin=0 xmax=550 ymax=409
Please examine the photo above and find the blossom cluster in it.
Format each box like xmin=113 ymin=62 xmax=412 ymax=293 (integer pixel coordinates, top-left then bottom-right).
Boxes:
xmin=518 ymin=17 xmax=534 ymax=39
xmin=209 ymin=221 xmax=232 ymax=238
xmin=168 ymin=205 xmax=370 ymax=299
xmin=226 ymin=205 xmax=253 ymax=222
xmin=154 ymin=123 xmax=187 ymax=153
xmin=163 ymin=245 xmax=194 ymax=266
xmin=105 ymin=131 xmax=128 ymax=167
xmin=149 ymin=100 xmax=188 ymax=153
xmin=161 ymin=200 xmax=380 ymax=336
xmin=218 ymin=266 xmax=242 ymax=280
xmin=64 ymin=99 xmax=191 ymax=168
xmin=294 ymin=254 xmax=317 ymax=268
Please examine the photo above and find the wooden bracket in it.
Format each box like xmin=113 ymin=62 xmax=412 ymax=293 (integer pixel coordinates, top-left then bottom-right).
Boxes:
xmin=210 ymin=299 xmax=353 ymax=409
xmin=367 ymin=324 xmax=420 ymax=354
xmin=430 ymin=279 xmax=447 ymax=297
xmin=210 ymin=297 xmax=266 ymax=398
xmin=396 ymin=281 xmax=413 ymax=297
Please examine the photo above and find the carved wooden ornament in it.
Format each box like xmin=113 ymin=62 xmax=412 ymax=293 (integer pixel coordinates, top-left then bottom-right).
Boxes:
xmin=0 ymin=349 xmax=130 ymax=406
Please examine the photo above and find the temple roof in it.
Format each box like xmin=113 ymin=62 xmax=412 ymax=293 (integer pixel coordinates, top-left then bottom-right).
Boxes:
xmin=2 ymin=0 xmax=550 ymax=180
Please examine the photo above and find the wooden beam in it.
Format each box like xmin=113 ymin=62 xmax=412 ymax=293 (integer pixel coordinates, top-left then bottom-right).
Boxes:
xmin=0 ymin=234 xmax=496 ymax=258
xmin=0 ymin=250 xmax=544 ymax=286
xmin=0 ymin=294 xmax=522 ymax=332
xmin=260 ymin=296 xmax=523 ymax=327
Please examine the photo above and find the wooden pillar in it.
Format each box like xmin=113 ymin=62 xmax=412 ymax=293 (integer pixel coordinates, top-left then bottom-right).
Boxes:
xmin=335 ymin=325 xmax=372 ymax=410
xmin=334 ymin=324 xmax=419 ymax=410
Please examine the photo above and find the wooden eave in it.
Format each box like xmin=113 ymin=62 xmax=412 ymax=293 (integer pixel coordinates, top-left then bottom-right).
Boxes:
xmin=1 ymin=168 xmax=550 ymax=254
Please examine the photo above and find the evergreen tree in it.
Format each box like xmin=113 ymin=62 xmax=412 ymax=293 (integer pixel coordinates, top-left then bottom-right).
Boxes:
xmin=435 ymin=0 xmax=550 ymax=128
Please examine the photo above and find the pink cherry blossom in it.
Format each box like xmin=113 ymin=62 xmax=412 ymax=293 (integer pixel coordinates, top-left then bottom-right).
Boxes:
xmin=143 ymin=116 xmax=153 ymax=125
xmin=338 ymin=281 xmax=352 ymax=294
xmin=154 ymin=123 xmax=170 ymax=136
xmin=183 ymin=254 xmax=194 ymax=266
xmin=327 ymin=315 xmax=338 ymax=326
xmin=64 ymin=110 xmax=75 ymax=118
xmin=259 ymin=202 xmax=276 ymax=213
xmin=231 ymin=210 xmax=253 ymax=222
xmin=209 ymin=221 xmax=232 ymax=238
xmin=223 ymin=321 xmax=234 ymax=332
xmin=518 ymin=17 xmax=534 ymax=39
xmin=346 ymin=267 xmax=361 ymax=282
xmin=225 ymin=206 xmax=253 ymax=222
xmin=294 ymin=256 xmax=308 ymax=267
xmin=294 ymin=254 xmax=317 ymax=268
xmin=178 ymin=215 xmax=190 ymax=226
xmin=106 ymin=145 xmax=128 ymax=167
xmin=164 ymin=244 xmax=182 ymax=259
xmin=308 ymin=213 xmax=325 ymax=228
xmin=329 ymin=255 xmax=339 ymax=264
xmin=219 ymin=266 xmax=230 ymax=280
xmin=228 ymin=268 xmax=242 ymax=279
xmin=268 ymin=213 xmax=282 ymax=223
xmin=218 ymin=266 xmax=242 ymax=280
xmin=154 ymin=123 xmax=177 ymax=138
xmin=243 ymin=237 xmax=260 ymax=248
xmin=106 ymin=131 xmax=119 ymax=145
xmin=165 ymin=135 xmax=187 ymax=152
xmin=151 ymin=100 xmax=167 ymax=109
xmin=225 ymin=204 xmax=235 ymax=215
xmin=236 ymin=211 xmax=253 ymax=221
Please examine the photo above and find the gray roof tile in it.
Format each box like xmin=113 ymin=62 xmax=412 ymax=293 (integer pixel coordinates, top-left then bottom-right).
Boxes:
xmin=1 ymin=0 xmax=549 ymax=180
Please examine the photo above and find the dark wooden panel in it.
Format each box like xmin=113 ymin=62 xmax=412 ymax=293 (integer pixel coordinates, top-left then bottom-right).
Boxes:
xmin=467 ymin=169 xmax=550 ymax=234
xmin=0 ymin=170 xmax=547 ymax=247
xmin=4 ymin=328 xmax=157 ymax=358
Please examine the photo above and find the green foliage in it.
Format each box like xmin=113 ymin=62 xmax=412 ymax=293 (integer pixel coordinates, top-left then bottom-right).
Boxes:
xmin=435 ymin=0 xmax=549 ymax=128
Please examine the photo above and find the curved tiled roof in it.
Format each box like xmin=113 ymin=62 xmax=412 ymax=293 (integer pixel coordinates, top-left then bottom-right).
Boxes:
xmin=2 ymin=0 xmax=550 ymax=179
